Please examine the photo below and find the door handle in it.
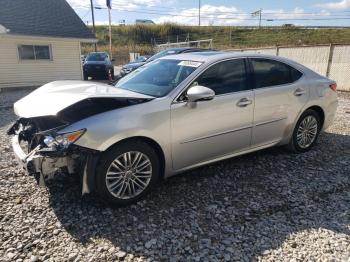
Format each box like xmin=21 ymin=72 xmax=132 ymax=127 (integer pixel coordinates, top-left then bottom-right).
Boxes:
xmin=294 ymin=88 xmax=306 ymax=96
xmin=236 ymin=98 xmax=252 ymax=107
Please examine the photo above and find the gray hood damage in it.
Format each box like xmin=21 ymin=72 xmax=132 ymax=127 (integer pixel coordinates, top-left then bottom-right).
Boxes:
xmin=8 ymin=80 xmax=154 ymax=149
xmin=14 ymin=80 xmax=154 ymax=118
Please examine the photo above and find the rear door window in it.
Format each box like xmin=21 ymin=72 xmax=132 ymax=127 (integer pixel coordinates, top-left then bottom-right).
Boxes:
xmin=250 ymin=58 xmax=302 ymax=88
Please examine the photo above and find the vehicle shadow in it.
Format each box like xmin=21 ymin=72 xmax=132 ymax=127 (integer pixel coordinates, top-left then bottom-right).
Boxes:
xmin=46 ymin=131 xmax=350 ymax=260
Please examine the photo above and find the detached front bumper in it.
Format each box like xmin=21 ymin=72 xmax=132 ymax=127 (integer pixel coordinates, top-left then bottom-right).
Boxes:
xmin=11 ymin=134 xmax=77 ymax=184
xmin=12 ymin=135 xmax=41 ymax=175
xmin=11 ymin=133 xmax=100 ymax=194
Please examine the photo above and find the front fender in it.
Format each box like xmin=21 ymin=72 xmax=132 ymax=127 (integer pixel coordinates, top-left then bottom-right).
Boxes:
xmin=58 ymin=97 xmax=171 ymax=158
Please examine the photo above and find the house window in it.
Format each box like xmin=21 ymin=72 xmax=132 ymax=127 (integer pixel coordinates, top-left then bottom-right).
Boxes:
xmin=18 ymin=45 xmax=52 ymax=60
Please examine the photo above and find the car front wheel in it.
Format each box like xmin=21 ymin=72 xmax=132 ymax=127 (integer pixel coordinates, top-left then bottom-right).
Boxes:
xmin=96 ymin=140 xmax=160 ymax=206
xmin=288 ymin=109 xmax=321 ymax=153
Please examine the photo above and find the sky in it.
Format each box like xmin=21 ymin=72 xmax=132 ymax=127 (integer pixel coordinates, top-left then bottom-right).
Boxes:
xmin=66 ymin=0 xmax=350 ymax=27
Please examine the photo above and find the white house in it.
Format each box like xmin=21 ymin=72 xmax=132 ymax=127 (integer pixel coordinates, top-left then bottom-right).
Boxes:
xmin=0 ymin=0 xmax=97 ymax=89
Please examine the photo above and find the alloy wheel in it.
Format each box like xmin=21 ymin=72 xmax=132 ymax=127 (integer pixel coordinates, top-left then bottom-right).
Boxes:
xmin=105 ymin=151 xmax=152 ymax=199
xmin=296 ymin=115 xmax=318 ymax=149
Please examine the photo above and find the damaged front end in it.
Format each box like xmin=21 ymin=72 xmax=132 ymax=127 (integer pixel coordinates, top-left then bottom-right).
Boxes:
xmin=7 ymin=116 xmax=98 ymax=193
xmin=8 ymin=89 xmax=154 ymax=194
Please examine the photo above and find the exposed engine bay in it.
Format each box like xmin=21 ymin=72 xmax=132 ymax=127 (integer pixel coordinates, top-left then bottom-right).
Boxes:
xmin=8 ymin=97 xmax=152 ymax=193
xmin=8 ymin=97 xmax=151 ymax=147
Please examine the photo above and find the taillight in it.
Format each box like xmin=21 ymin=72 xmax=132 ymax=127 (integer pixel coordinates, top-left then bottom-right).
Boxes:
xmin=329 ymin=83 xmax=337 ymax=92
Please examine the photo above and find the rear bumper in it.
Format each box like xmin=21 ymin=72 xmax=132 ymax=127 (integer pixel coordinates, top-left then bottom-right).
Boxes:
xmin=323 ymin=98 xmax=338 ymax=131
xmin=83 ymin=66 xmax=108 ymax=77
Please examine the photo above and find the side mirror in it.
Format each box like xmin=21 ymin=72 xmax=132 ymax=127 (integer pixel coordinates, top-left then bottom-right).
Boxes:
xmin=187 ymin=85 xmax=215 ymax=102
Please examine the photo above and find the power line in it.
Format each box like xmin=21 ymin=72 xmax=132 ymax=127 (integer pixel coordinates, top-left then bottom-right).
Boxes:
xmin=81 ymin=9 xmax=91 ymax=20
xmin=75 ymin=4 xmax=350 ymax=22
xmin=75 ymin=3 xmax=350 ymax=16
xmin=89 ymin=1 xmax=350 ymax=15
xmin=94 ymin=7 xmax=350 ymax=21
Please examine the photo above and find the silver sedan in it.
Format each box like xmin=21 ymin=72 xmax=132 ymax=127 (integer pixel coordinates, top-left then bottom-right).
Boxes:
xmin=9 ymin=52 xmax=338 ymax=206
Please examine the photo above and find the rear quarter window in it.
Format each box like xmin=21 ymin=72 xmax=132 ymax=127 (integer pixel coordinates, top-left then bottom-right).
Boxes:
xmin=251 ymin=58 xmax=302 ymax=88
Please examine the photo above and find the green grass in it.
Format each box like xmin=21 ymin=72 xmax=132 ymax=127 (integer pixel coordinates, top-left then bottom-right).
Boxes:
xmin=82 ymin=24 xmax=350 ymax=63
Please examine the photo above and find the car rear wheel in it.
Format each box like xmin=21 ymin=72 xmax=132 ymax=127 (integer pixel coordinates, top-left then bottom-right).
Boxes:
xmin=107 ymin=69 xmax=114 ymax=81
xmin=96 ymin=140 xmax=160 ymax=206
xmin=288 ymin=109 xmax=321 ymax=153
xmin=111 ymin=69 xmax=114 ymax=80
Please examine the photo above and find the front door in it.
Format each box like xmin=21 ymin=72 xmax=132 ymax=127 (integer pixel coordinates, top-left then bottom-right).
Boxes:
xmin=170 ymin=58 xmax=254 ymax=170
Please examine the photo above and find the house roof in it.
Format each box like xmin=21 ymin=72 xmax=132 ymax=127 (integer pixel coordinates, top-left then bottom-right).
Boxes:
xmin=0 ymin=0 xmax=96 ymax=40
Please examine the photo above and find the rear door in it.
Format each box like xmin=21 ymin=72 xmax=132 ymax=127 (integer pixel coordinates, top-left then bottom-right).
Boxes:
xmin=249 ymin=58 xmax=308 ymax=147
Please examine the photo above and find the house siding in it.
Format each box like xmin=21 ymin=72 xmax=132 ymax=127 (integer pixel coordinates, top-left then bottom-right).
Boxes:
xmin=0 ymin=35 xmax=83 ymax=88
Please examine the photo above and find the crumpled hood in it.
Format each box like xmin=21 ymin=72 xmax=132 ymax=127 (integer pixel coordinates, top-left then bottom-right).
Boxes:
xmin=14 ymin=80 xmax=154 ymax=118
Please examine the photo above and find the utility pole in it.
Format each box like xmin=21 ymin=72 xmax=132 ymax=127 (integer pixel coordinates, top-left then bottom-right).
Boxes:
xmin=198 ymin=0 xmax=201 ymax=27
xmin=251 ymin=8 xmax=262 ymax=29
xmin=90 ymin=0 xmax=97 ymax=51
xmin=107 ymin=4 xmax=112 ymax=59
xmin=259 ymin=8 xmax=262 ymax=29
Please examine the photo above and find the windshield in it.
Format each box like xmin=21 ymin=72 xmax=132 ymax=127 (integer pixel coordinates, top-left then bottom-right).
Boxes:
xmin=115 ymin=59 xmax=202 ymax=97
xmin=86 ymin=53 xmax=108 ymax=62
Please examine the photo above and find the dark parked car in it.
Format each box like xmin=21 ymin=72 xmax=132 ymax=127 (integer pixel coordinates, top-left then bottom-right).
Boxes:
xmin=120 ymin=48 xmax=213 ymax=76
xmin=119 ymin=56 xmax=150 ymax=76
xmin=83 ymin=52 xmax=114 ymax=80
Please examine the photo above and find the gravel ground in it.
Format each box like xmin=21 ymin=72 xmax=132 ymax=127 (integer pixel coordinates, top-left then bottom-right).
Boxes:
xmin=0 ymin=90 xmax=349 ymax=262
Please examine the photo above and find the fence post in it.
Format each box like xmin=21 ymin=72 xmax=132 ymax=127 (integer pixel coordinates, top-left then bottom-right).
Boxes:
xmin=326 ymin=43 xmax=334 ymax=78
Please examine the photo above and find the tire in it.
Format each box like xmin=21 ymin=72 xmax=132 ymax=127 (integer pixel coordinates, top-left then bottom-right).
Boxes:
xmin=288 ymin=109 xmax=321 ymax=153
xmin=96 ymin=140 xmax=160 ymax=206
xmin=110 ymin=69 xmax=115 ymax=80
xmin=106 ymin=69 xmax=113 ymax=81
xmin=83 ymin=72 xmax=88 ymax=80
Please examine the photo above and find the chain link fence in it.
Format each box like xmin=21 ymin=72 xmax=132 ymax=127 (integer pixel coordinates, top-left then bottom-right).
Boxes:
xmin=328 ymin=45 xmax=350 ymax=92
xmin=155 ymin=39 xmax=213 ymax=52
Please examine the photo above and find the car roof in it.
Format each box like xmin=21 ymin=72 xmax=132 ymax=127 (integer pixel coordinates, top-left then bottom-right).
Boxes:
xmin=164 ymin=47 xmax=211 ymax=52
xmin=87 ymin=52 xmax=108 ymax=55
xmin=159 ymin=51 xmax=290 ymax=63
